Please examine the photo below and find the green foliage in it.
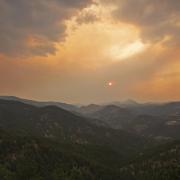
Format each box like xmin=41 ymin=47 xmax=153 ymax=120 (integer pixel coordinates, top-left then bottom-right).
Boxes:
xmin=0 ymin=131 xmax=121 ymax=180
xmin=119 ymin=141 xmax=180 ymax=180
xmin=1 ymin=129 xmax=180 ymax=180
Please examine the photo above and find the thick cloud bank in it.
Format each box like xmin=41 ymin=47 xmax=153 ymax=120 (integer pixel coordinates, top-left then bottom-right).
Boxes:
xmin=112 ymin=0 xmax=180 ymax=46
xmin=0 ymin=0 xmax=93 ymax=56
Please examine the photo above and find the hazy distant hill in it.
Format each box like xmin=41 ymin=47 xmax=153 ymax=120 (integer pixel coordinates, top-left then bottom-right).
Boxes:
xmin=1 ymin=96 xmax=180 ymax=140
xmin=77 ymin=104 xmax=103 ymax=115
xmin=107 ymin=99 xmax=140 ymax=108
xmin=0 ymin=99 xmax=145 ymax=155
xmin=0 ymin=96 xmax=78 ymax=112
xmin=89 ymin=105 xmax=134 ymax=129
xmin=78 ymin=102 xmax=180 ymax=140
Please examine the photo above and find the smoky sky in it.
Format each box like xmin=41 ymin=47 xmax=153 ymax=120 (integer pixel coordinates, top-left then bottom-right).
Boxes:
xmin=0 ymin=0 xmax=93 ymax=56
xmin=111 ymin=0 xmax=180 ymax=46
xmin=0 ymin=0 xmax=180 ymax=103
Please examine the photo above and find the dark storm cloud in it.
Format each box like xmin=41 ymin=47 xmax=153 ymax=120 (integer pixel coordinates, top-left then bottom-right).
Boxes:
xmin=0 ymin=0 xmax=93 ymax=56
xmin=112 ymin=0 xmax=180 ymax=46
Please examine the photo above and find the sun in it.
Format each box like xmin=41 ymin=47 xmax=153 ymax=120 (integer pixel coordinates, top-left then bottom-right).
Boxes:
xmin=107 ymin=81 xmax=113 ymax=86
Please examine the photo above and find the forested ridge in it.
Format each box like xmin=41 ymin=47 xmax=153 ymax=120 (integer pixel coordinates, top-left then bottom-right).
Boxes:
xmin=0 ymin=99 xmax=180 ymax=180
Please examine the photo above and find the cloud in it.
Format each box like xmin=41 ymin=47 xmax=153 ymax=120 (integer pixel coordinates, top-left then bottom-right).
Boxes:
xmin=75 ymin=4 xmax=99 ymax=25
xmin=0 ymin=0 xmax=93 ymax=56
xmin=76 ymin=10 xmax=98 ymax=24
xmin=110 ymin=0 xmax=180 ymax=46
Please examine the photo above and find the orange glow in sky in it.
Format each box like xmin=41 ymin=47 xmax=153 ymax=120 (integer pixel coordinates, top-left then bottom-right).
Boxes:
xmin=108 ymin=82 xmax=113 ymax=86
xmin=0 ymin=0 xmax=180 ymax=103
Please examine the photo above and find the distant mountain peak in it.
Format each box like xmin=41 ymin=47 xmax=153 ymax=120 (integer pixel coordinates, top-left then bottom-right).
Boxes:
xmin=123 ymin=99 xmax=139 ymax=105
xmin=0 ymin=95 xmax=78 ymax=112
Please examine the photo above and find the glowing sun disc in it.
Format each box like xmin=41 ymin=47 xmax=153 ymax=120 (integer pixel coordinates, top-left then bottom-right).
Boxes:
xmin=108 ymin=82 xmax=113 ymax=86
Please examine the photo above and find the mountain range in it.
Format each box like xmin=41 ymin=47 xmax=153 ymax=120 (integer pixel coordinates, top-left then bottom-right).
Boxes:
xmin=0 ymin=96 xmax=180 ymax=179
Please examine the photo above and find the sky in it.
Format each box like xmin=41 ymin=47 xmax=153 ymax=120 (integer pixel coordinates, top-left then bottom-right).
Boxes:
xmin=0 ymin=0 xmax=180 ymax=104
